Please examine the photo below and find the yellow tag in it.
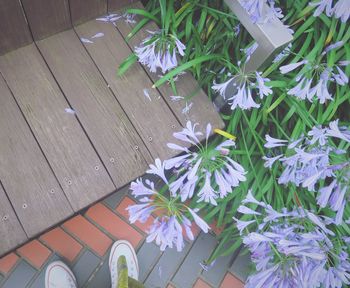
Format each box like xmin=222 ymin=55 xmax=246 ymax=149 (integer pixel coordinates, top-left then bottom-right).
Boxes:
xmin=214 ymin=129 xmax=237 ymax=141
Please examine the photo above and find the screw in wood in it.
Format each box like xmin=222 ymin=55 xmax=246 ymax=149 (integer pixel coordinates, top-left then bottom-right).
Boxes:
xmin=94 ymin=165 xmax=100 ymax=171
xmin=2 ymin=215 xmax=9 ymax=221
xmin=110 ymin=157 xmax=115 ymax=163
xmin=22 ymin=203 xmax=28 ymax=209
xmin=148 ymin=137 xmax=153 ymax=142
xmin=134 ymin=145 xmax=139 ymax=150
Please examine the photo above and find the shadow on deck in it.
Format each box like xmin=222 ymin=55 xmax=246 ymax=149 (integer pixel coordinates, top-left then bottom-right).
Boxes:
xmin=0 ymin=0 xmax=223 ymax=256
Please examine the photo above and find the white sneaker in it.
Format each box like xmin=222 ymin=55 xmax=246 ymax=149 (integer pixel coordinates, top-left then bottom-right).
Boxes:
xmin=45 ymin=261 xmax=77 ymax=288
xmin=109 ymin=240 xmax=139 ymax=288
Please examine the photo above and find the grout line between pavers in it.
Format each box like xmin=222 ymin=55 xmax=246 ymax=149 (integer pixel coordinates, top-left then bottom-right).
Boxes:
xmin=25 ymin=252 xmax=58 ymax=288
xmin=59 ymin=224 xmax=103 ymax=264
xmin=140 ymin=249 xmax=164 ymax=285
xmin=109 ymin=201 xmax=146 ymax=235
xmin=83 ymin=202 xmax=146 ymax=251
xmin=0 ymin=252 xmax=21 ymax=280
xmin=82 ymin=257 xmax=106 ymax=288
xmin=168 ymin=235 xmax=201 ymax=285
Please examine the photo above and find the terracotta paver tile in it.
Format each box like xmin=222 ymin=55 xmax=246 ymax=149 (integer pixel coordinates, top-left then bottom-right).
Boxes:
xmin=40 ymin=227 xmax=83 ymax=262
xmin=86 ymin=203 xmax=143 ymax=248
xmin=210 ymin=220 xmax=225 ymax=236
xmin=17 ymin=240 xmax=51 ymax=269
xmin=0 ymin=253 xmax=19 ymax=274
xmin=220 ymin=272 xmax=244 ymax=288
xmin=194 ymin=278 xmax=212 ymax=288
xmin=116 ymin=197 xmax=154 ymax=234
xmin=190 ymin=224 xmax=201 ymax=238
xmin=63 ymin=215 xmax=112 ymax=257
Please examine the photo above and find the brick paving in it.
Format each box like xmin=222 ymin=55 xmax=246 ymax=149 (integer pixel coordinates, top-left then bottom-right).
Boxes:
xmin=0 ymin=185 xmax=249 ymax=287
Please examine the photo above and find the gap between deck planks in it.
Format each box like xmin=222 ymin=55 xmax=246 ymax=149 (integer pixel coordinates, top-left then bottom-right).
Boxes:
xmin=0 ymin=44 xmax=116 ymax=213
xmin=113 ymin=2 xmax=225 ymax=133
xmin=75 ymin=19 xmax=184 ymax=160
xmin=37 ymin=29 xmax=152 ymax=187
xmin=0 ymin=0 xmax=224 ymax=256
xmin=0 ymin=182 xmax=27 ymax=253
xmin=0 ymin=74 xmax=73 ymax=240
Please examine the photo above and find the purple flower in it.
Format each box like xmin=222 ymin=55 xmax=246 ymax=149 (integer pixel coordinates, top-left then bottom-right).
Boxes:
xmin=264 ymin=121 xmax=350 ymax=224
xmin=239 ymin=0 xmax=284 ymax=23
xmin=280 ymin=60 xmax=308 ymax=74
xmin=197 ymin=173 xmax=218 ymax=206
xmin=188 ymin=208 xmax=210 ymax=233
xmin=327 ymin=119 xmax=350 ymax=142
xmin=236 ymin=197 xmax=349 ymax=288
xmin=165 ymin=122 xmax=246 ymax=204
xmin=147 ymin=158 xmax=168 ymax=184
xmin=280 ymin=47 xmax=349 ymax=104
xmin=233 ymin=217 xmax=256 ymax=234
xmin=241 ymin=42 xmax=259 ymax=62
xmin=239 ymin=0 xmax=265 ymax=23
xmin=135 ymin=31 xmax=186 ymax=74
xmin=333 ymin=0 xmax=350 ymax=22
xmin=212 ymin=66 xmax=272 ymax=110
xmin=127 ymin=159 xmax=210 ymax=252
xmin=317 ymin=180 xmax=337 ymax=207
xmin=308 ymin=126 xmax=328 ymax=145
xmin=262 ymin=154 xmax=283 ymax=168
xmin=310 ymin=0 xmax=333 ymax=17
xmin=255 ymin=72 xmax=272 ymax=99
xmin=264 ymin=135 xmax=288 ymax=148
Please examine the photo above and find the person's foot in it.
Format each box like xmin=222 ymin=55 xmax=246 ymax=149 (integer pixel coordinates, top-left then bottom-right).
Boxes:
xmin=109 ymin=240 xmax=139 ymax=288
xmin=45 ymin=261 xmax=77 ymax=288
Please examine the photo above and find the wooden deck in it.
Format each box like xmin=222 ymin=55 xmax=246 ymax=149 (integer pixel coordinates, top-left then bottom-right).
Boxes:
xmin=0 ymin=0 xmax=223 ymax=255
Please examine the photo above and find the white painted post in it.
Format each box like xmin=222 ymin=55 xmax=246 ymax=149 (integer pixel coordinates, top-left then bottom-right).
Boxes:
xmin=215 ymin=0 xmax=293 ymax=109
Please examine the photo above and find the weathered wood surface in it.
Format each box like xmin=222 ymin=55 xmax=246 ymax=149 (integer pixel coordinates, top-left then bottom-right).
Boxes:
xmin=0 ymin=0 xmax=32 ymax=55
xmin=0 ymin=44 xmax=115 ymax=212
xmin=0 ymin=1 xmax=224 ymax=256
xmin=21 ymin=0 xmax=71 ymax=40
xmin=108 ymin=0 xmax=137 ymax=13
xmin=0 ymin=183 xmax=28 ymax=255
xmin=69 ymin=0 xmax=107 ymax=25
xmin=115 ymin=2 xmax=225 ymax=133
xmin=37 ymin=30 xmax=152 ymax=187
xmin=0 ymin=74 xmax=73 ymax=239
xmin=75 ymin=20 xmax=182 ymax=160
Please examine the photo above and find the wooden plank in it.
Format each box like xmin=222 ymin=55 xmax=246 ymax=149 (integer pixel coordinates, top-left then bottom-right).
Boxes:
xmin=0 ymin=183 xmax=27 ymax=255
xmin=0 ymin=44 xmax=115 ymax=212
xmin=37 ymin=30 xmax=152 ymax=187
xmin=114 ymin=2 xmax=224 ymax=133
xmin=20 ymin=0 xmax=71 ymax=40
xmin=75 ymin=20 xmax=183 ymax=160
xmin=0 ymin=75 xmax=72 ymax=237
xmin=0 ymin=0 xmax=32 ymax=55
xmin=108 ymin=0 xmax=137 ymax=12
xmin=69 ymin=0 xmax=107 ymax=25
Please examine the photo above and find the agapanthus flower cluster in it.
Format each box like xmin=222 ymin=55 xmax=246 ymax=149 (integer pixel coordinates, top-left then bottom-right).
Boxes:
xmin=239 ymin=0 xmax=284 ymax=23
xmin=127 ymin=159 xmax=210 ymax=252
xmin=127 ymin=121 xmax=247 ymax=251
xmin=264 ymin=119 xmax=350 ymax=224
xmin=212 ymin=65 xmax=273 ymax=110
xmin=280 ymin=41 xmax=349 ymax=104
xmin=234 ymin=190 xmax=350 ymax=288
xmin=164 ymin=122 xmax=247 ymax=205
xmin=310 ymin=0 xmax=350 ymax=23
xmin=135 ymin=30 xmax=186 ymax=74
